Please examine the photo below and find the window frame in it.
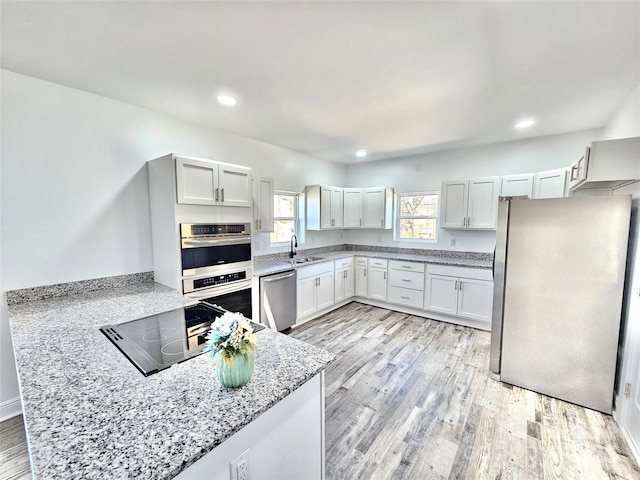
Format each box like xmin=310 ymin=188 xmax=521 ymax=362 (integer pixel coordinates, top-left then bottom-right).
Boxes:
xmin=270 ymin=190 xmax=299 ymax=245
xmin=394 ymin=191 xmax=439 ymax=243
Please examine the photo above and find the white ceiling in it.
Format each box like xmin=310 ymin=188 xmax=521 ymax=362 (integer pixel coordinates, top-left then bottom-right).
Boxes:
xmin=2 ymin=1 xmax=639 ymax=164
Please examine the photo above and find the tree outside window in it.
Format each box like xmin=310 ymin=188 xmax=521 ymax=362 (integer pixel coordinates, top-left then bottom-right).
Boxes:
xmin=270 ymin=192 xmax=298 ymax=244
xmin=395 ymin=192 xmax=439 ymax=241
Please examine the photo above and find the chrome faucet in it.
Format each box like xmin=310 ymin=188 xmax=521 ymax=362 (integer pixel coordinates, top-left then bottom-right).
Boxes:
xmin=290 ymin=234 xmax=298 ymax=258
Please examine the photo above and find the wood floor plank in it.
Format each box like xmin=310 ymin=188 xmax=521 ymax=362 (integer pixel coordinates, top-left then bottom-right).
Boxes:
xmin=290 ymin=302 xmax=640 ymax=480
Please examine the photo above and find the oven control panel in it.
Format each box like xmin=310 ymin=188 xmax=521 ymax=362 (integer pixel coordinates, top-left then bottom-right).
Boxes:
xmin=193 ymin=271 xmax=247 ymax=289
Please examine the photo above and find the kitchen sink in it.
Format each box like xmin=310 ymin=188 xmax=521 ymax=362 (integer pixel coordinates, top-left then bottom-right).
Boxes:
xmin=293 ymin=256 xmax=324 ymax=264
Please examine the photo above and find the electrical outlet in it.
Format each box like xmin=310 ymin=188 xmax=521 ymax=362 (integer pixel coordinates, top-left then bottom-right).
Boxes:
xmin=230 ymin=449 xmax=251 ymax=480
xmin=450 ymin=237 xmax=456 ymax=246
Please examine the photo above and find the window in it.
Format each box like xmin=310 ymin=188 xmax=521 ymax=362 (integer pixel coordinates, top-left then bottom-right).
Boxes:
xmin=270 ymin=191 xmax=299 ymax=244
xmin=395 ymin=192 xmax=439 ymax=242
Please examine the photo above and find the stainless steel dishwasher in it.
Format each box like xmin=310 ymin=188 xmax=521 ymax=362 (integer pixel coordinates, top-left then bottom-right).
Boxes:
xmin=259 ymin=269 xmax=297 ymax=331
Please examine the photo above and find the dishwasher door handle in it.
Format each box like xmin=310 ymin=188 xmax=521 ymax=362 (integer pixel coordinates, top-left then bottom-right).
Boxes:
xmin=263 ymin=272 xmax=296 ymax=282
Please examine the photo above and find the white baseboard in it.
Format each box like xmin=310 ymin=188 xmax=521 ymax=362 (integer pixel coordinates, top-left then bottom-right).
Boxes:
xmin=0 ymin=396 xmax=23 ymax=422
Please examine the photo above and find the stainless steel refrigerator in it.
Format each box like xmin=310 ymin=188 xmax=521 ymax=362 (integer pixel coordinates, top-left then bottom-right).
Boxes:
xmin=490 ymin=195 xmax=631 ymax=414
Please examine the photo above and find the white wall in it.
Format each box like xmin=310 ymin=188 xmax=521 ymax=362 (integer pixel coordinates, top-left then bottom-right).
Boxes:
xmin=344 ymin=129 xmax=602 ymax=252
xmin=0 ymin=69 xmax=346 ymax=416
xmin=603 ymin=84 xmax=640 ymax=141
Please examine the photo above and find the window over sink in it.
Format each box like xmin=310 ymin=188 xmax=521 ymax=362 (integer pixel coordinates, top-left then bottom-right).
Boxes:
xmin=270 ymin=191 xmax=299 ymax=244
xmin=394 ymin=191 xmax=439 ymax=242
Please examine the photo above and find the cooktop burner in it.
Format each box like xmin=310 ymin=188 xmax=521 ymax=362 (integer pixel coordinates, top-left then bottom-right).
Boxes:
xmin=100 ymin=303 xmax=264 ymax=376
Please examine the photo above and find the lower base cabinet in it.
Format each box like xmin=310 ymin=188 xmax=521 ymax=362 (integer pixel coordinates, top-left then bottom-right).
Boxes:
xmin=297 ymin=262 xmax=334 ymax=320
xmin=368 ymin=259 xmax=388 ymax=301
xmin=425 ymin=265 xmax=493 ymax=325
xmin=355 ymin=257 xmax=368 ymax=296
xmin=334 ymin=258 xmax=354 ymax=303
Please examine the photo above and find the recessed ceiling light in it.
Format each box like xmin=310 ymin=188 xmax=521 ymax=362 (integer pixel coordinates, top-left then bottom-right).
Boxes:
xmin=514 ymin=118 xmax=536 ymax=129
xmin=356 ymin=150 xmax=367 ymax=157
xmin=217 ymin=94 xmax=237 ymax=107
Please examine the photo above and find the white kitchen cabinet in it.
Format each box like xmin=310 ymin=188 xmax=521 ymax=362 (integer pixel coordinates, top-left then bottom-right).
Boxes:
xmin=387 ymin=260 xmax=426 ymax=309
xmin=569 ymin=137 xmax=640 ymax=191
xmin=176 ymin=156 xmax=251 ymax=207
xmin=343 ymin=188 xmax=363 ymax=228
xmin=500 ymin=174 xmax=534 ymax=198
xmin=355 ymin=257 xmax=368 ymax=297
xmin=334 ymin=257 xmax=354 ymax=303
xmin=362 ymin=187 xmax=393 ymax=229
xmin=533 ymin=168 xmax=567 ymax=199
xmin=341 ymin=187 xmax=393 ymax=229
xmin=440 ymin=177 xmax=500 ymax=230
xmin=368 ymin=258 xmax=388 ymax=301
xmin=425 ymin=265 xmax=493 ymax=325
xmin=296 ymin=262 xmax=334 ymax=319
xmin=305 ymin=185 xmax=343 ymax=230
xmin=252 ymin=176 xmax=274 ymax=232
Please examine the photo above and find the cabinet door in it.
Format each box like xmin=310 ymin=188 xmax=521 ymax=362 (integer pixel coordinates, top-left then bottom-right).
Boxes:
xmin=331 ymin=188 xmax=343 ymax=228
xmin=320 ymin=187 xmax=334 ymax=229
xmin=316 ymin=271 xmax=334 ymax=311
xmin=297 ymin=276 xmax=317 ymax=319
xmin=440 ymin=181 xmax=468 ymax=228
xmin=344 ymin=267 xmax=354 ymax=299
xmin=467 ymin=177 xmax=499 ymax=229
xmin=175 ymin=157 xmax=218 ymax=205
xmin=500 ymin=174 xmax=534 ymax=198
xmin=334 ymin=268 xmax=346 ymax=303
xmin=425 ymin=274 xmax=458 ymax=315
xmin=568 ymin=147 xmax=590 ymax=190
xmin=368 ymin=267 xmax=388 ymax=301
xmin=457 ymin=278 xmax=493 ymax=323
xmin=218 ymin=163 xmax=252 ymax=207
xmin=343 ymin=188 xmax=363 ymax=228
xmin=355 ymin=265 xmax=368 ymax=296
xmin=253 ymin=176 xmax=274 ymax=231
xmin=362 ymin=188 xmax=387 ymax=228
xmin=533 ymin=169 xmax=567 ymax=199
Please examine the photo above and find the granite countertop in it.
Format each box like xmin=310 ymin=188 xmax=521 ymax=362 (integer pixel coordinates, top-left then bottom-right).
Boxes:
xmin=254 ymin=249 xmax=493 ymax=277
xmin=7 ymin=282 xmax=334 ymax=479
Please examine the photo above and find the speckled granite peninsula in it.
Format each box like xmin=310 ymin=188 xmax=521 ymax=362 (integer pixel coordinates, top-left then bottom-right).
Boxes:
xmin=7 ymin=279 xmax=334 ymax=479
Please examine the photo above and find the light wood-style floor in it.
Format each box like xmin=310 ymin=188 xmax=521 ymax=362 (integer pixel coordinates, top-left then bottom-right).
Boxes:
xmin=0 ymin=415 xmax=31 ymax=480
xmin=3 ymin=302 xmax=639 ymax=480
xmin=290 ymin=302 xmax=640 ymax=480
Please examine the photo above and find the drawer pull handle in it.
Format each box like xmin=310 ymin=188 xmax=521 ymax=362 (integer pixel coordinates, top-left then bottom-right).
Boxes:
xmin=402 ymin=279 xmax=411 ymax=282
xmin=401 ymin=296 xmax=410 ymax=300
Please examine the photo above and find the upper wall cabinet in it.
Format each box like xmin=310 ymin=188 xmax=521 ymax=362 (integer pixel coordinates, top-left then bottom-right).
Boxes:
xmin=306 ymin=185 xmax=343 ymax=230
xmin=175 ymin=156 xmax=251 ymax=207
xmin=362 ymin=187 xmax=393 ymax=229
xmin=569 ymin=137 xmax=640 ymax=192
xmin=343 ymin=188 xmax=363 ymax=228
xmin=500 ymin=174 xmax=534 ymax=198
xmin=252 ymin=176 xmax=274 ymax=232
xmin=533 ymin=168 xmax=567 ymax=199
xmin=343 ymin=187 xmax=393 ymax=229
xmin=441 ymin=177 xmax=500 ymax=230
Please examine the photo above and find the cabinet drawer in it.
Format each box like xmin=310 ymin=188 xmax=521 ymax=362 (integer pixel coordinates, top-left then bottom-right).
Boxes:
xmin=388 ymin=260 xmax=425 ymax=273
xmin=368 ymin=258 xmax=388 ymax=268
xmin=355 ymin=257 xmax=368 ymax=266
xmin=296 ymin=261 xmax=333 ymax=280
xmin=389 ymin=269 xmax=425 ymax=290
xmin=428 ymin=264 xmax=492 ymax=281
xmin=334 ymin=257 xmax=354 ymax=269
xmin=388 ymin=286 xmax=424 ymax=309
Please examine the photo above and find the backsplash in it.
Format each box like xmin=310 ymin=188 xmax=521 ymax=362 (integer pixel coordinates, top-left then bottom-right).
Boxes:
xmin=252 ymin=244 xmax=492 ymax=269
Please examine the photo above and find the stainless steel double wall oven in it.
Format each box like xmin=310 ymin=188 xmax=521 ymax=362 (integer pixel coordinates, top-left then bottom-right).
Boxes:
xmin=180 ymin=223 xmax=253 ymax=319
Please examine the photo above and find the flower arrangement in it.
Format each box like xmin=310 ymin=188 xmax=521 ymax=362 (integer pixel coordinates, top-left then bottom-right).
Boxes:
xmin=204 ymin=311 xmax=257 ymax=367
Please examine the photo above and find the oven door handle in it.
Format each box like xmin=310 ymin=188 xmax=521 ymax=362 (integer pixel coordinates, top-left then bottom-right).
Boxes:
xmin=182 ymin=236 xmax=251 ymax=247
xmin=184 ymin=280 xmax=252 ymax=300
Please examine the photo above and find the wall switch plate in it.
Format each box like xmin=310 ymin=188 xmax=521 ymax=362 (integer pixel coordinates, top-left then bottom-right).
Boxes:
xmin=230 ymin=449 xmax=251 ymax=480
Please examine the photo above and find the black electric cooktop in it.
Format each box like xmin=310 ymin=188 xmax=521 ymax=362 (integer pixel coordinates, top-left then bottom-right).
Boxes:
xmin=100 ymin=303 xmax=264 ymax=376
